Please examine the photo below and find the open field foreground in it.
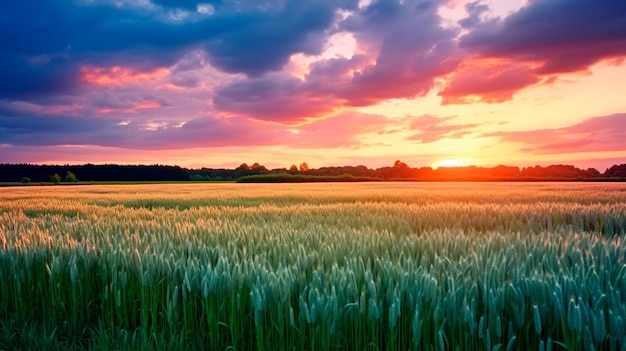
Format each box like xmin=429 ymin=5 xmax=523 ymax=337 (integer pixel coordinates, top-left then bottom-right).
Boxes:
xmin=1 ymin=182 xmax=626 ymax=350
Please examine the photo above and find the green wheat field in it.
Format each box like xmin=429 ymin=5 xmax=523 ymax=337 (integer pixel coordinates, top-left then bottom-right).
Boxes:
xmin=1 ymin=182 xmax=626 ymax=350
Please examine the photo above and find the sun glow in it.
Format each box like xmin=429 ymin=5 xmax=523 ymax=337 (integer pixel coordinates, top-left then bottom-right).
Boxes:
xmin=436 ymin=158 xmax=471 ymax=168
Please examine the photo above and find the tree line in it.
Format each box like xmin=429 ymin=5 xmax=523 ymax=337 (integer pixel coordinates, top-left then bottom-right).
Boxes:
xmin=1 ymin=161 xmax=626 ymax=183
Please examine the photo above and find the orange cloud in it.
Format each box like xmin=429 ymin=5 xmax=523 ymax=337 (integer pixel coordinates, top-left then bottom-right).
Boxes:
xmin=80 ymin=65 xmax=170 ymax=86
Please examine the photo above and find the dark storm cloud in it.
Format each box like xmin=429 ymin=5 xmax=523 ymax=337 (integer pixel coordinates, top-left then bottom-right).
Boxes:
xmin=337 ymin=0 xmax=459 ymax=103
xmin=438 ymin=0 xmax=626 ymax=104
xmin=204 ymin=0 xmax=339 ymax=76
xmin=213 ymin=74 xmax=340 ymax=123
xmin=0 ymin=56 xmax=79 ymax=99
xmin=150 ymin=0 xmax=220 ymax=9
xmin=458 ymin=1 xmax=490 ymax=29
xmin=1 ymin=1 xmax=185 ymax=98
xmin=214 ymin=0 xmax=461 ymax=122
xmin=0 ymin=114 xmax=117 ymax=146
xmin=460 ymin=0 xmax=626 ymax=73
xmin=0 ymin=0 xmax=355 ymax=100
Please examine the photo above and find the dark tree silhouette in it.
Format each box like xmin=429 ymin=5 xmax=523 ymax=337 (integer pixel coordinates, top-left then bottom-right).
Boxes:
xmin=1 ymin=161 xmax=625 ymax=183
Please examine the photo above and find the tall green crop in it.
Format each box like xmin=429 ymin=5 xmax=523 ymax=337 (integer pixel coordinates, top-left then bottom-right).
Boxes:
xmin=0 ymin=182 xmax=625 ymax=350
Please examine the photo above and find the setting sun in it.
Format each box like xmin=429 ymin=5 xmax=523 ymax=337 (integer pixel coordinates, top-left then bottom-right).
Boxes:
xmin=436 ymin=158 xmax=471 ymax=168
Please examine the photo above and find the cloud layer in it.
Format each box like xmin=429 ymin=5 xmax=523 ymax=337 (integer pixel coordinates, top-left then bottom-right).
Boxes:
xmin=484 ymin=113 xmax=626 ymax=155
xmin=444 ymin=0 xmax=626 ymax=102
xmin=1 ymin=0 xmax=625 ymax=167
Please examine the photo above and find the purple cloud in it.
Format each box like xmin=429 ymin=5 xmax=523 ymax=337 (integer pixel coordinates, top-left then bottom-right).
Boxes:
xmin=214 ymin=0 xmax=461 ymax=122
xmin=460 ymin=0 xmax=626 ymax=74
xmin=1 ymin=0 xmax=625 ymax=163
xmin=213 ymin=74 xmax=341 ymax=123
xmin=437 ymin=0 xmax=626 ymax=104
xmin=0 ymin=101 xmax=390 ymax=150
xmin=0 ymin=0 xmax=359 ymax=100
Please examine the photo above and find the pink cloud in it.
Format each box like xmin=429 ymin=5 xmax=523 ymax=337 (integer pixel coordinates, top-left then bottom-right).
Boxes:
xmin=460 ymin=1 xmax=626 ymax=74
xmin=287 ymin=111 xmax=391 ymax=148
xmin=213 ymin=0 xmax=462 ymax=123
xmin=149 ymin=112 xmax=391 ymax=150
xmin=439 ymin=59 xmax=540 ymax=104
xmin=0 ymin=103 xmax=392 ymax=151
xmin=407 ymin=114 xmax=483 ymax=142
xmin=484 ymin=113 xmax=626 ymax=154
xmin=213 ymin=75 xmax=342 ymax=123
xmin=447 ymin=1 xmax=626 ymax=102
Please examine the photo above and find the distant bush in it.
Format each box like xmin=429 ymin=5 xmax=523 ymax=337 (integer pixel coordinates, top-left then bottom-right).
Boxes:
xmin=21 ymin=176 xmax=31 ymax=184
xmin=50 ymin=173 xmax=61 ymax=184
xmin=65 ymin=171 xmax=79 ymax=182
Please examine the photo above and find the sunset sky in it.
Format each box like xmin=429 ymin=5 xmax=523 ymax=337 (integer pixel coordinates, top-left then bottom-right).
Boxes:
xmin=1 ymin=0 xmax=625 ymax=170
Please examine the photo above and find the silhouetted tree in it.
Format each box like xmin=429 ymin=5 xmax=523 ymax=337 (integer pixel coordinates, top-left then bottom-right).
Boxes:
xmin=584 ymin=168 xmax=601 ymax=178
xmin=490 ymin=165 xmax=521 ymax=178
xmin=250 ymin=163 xmax=269 ymax=175
xmin=520 ymin=164 xmax=590 ymax=178
xmin=234 ymin=163 xmax=252 ymax=179
xmin=1 ymin=161 xmax=625 ymax=182
xmin=392 ymin=160 xmax=412 ymax=178
xmin=604 ymin=164 xmax=626 ymax=177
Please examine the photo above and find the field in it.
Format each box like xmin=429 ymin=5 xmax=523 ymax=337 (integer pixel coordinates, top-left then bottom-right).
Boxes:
xmin=1 ymin=182 xmax=626 ymax=350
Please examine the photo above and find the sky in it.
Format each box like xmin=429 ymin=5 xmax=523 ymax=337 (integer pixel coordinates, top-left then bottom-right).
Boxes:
xmin=1 ymin=0 xmax=625 ymax=170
